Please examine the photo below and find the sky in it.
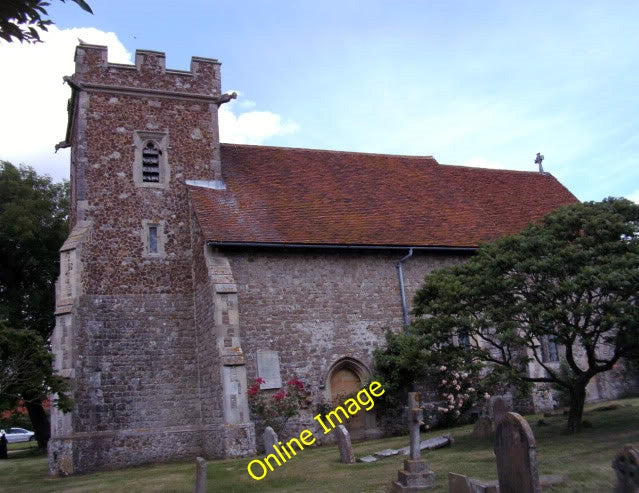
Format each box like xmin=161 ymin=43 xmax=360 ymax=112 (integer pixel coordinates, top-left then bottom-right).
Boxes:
xmin=1 ymin=0 xmax=638 ymax=202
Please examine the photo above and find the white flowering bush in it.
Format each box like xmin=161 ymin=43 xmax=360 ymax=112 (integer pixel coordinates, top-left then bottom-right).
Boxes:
xmin=425 ymin=365 xmax=488 ymax=427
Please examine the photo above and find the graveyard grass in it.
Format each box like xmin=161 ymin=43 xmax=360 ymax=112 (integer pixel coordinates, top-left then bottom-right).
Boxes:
xmin=1 ymin=397 xmax=637 ymax=492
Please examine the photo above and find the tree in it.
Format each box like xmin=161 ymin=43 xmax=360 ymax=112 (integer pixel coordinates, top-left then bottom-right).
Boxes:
xmin=0 ymin=161 xmax=70 ymax=449
xmin=410 ymin=198 xmax=639 ymax=433
xmin=373 ymin=329 xmax=491 ymax=430
xmin=0 ymin=0 xmax=92 ymax=43
xmin=0 ymin=162 xmax=68 ymax=338
xmin=0 ymin=323 xmax=71 ymax=448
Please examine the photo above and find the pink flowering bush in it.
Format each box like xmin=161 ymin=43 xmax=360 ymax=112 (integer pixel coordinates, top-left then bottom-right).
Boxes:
xmin=248 ymin=378 xmax=306 ymax=434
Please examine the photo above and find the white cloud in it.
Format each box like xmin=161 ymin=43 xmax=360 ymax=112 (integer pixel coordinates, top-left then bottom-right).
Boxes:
xmin=0 ymin=26 xmax=131 ymax=182
xmin=0 ymin=28 xmax=298 ymax=182
xmin=627 ymin=189 xmax=639 ymax=204
xmin=219 ymin=99 xmax=299 ymax=145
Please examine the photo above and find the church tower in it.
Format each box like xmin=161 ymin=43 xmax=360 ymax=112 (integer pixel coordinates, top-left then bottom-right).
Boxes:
xmin=49 ymin=44 xmax=255 ymax=475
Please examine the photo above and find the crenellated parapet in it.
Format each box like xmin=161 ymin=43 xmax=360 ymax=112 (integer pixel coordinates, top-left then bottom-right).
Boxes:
xmin=71 ymin=44 xmax=223 ymax=101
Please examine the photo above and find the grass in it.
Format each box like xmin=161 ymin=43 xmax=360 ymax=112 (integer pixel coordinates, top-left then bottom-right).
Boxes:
xmin=0 ymin=398 xmax=637 ymax=492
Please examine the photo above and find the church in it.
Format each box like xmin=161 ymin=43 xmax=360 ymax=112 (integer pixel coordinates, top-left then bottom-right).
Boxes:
xmin=49 ymin=44 xmax=583 ymax=475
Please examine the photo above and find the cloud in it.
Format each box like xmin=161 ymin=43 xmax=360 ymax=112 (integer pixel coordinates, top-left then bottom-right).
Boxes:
xmin=627 ymin=189 xmax=639 ymax=204
xmin=219 ymin=99 xmax=299 ymax=145
xmin=219 ymin=97 xmax=299 ymax=144
xmin=0 ymin=28 xmax=298 ymax=182
xmin=0 ymin=26 xmax=131 ymax=182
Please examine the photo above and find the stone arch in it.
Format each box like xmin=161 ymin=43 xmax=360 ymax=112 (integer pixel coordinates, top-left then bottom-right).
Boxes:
xmin=324 ymin=357 xmax=379 ymax=440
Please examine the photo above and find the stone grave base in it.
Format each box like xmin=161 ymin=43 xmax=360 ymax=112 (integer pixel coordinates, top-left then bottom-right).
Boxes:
xmin=390 ymin=459 xmax=436 ymax=492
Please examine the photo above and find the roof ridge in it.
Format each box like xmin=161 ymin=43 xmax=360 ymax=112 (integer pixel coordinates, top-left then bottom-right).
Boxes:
xmin=220 ymin=142 xmax=438 ymax=161
xmin=439 ymin=162 xmax=558 ymax=177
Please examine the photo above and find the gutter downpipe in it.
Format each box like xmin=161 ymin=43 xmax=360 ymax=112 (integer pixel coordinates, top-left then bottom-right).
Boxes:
xmin=396 ymin=248 xmax=414 ymax=327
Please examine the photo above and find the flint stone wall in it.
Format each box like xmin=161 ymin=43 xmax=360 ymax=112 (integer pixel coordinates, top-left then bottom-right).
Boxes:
xmin=228 ymin=248 xmax=468 ymax=436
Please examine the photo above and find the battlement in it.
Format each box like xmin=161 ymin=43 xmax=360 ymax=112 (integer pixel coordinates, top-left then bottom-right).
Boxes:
xmin=72 ymin=44 xmax=222 ymax=98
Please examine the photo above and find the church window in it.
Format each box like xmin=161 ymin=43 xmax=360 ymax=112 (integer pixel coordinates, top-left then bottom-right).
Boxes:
xmin=458 ymin=332 xmax=471 ymax=348
xmin=541 ymin=335 xmax=559 ymax=362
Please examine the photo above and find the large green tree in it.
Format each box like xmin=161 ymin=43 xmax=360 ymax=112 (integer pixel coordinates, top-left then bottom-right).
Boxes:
xmin=0 ymin=0 xmax=92 ymax=43
xmin=409 ymin=198 xmax=639 ymax=433
xmin=0 ymin=161 xmax=70 ymax=449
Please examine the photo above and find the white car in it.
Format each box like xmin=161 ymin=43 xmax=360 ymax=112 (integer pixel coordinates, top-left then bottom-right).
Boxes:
xmin=2 ymin=428 xmax=35 ymax=443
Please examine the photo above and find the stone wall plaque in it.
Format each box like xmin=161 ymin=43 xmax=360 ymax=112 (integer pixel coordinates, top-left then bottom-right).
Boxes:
xmin=257 ymin=350 xmax=282 ymax=390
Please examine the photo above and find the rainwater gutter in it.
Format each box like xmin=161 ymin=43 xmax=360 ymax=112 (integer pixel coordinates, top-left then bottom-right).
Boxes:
xmin=396 ymin=248 xmax=414 ymax=327
xmin=206 ymin=241 xmax=477 ymax=253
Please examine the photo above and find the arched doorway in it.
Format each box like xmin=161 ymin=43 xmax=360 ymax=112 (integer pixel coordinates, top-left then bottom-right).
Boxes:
xmin=326 ymin=357 xmax=377 ymax=440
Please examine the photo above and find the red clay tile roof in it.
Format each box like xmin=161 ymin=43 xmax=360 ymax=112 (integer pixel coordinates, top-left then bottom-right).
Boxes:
xmin=188 ymin=144 xmax=578 ymax=248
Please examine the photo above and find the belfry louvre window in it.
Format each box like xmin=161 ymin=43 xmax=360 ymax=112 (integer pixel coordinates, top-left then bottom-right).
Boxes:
xmin=142 ymin=142 xmax=161 ymax=182
xmin=133 ymin=130 xmax=169 ymax=188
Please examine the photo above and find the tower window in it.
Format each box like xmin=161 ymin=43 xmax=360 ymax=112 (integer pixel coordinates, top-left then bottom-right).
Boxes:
xmin=148 ymin=225 xmax=158 ymax=253
xmin=142 ymin=220 xmax=165 ymax=258
xmin=134 ymin=130 xmax=170 ymax=188
xmin=142 ymin=142 xmax=161 ymax=183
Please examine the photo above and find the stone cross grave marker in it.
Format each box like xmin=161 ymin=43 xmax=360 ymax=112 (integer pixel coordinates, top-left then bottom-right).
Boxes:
xmin=494 ymin=412 xmax=541 ymax=493
xmin=194 ymin=457 xmax=207 ymax=493
xmin=390 ymin=392 xmax=436 ymax=491
xmin=612 ymin=445 xmax=639 ymax=493
xmin=335 ymin=424 xmax=356 ymax=463
xmin=263 ymin=426 xmax=278 ymax=454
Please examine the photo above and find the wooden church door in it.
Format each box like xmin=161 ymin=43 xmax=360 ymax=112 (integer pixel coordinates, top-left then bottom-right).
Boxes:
xmin=330 ymin=367 xmax=367 ymax=439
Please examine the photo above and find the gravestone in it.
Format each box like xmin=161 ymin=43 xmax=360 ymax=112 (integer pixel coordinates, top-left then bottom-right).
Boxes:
xmin=357 ymin=455 xmax=378 ymax=463
xmin=612 ymin=445 xmax=639 ymax=493
xmin=491 ymin=397 xmax=507 ymax=426
xmin=390 ymin=392 xmax=436 ymax=491
xmin=494 ymin=412 xmax=541 ymax=493
xmin=335 ymin=425 xmax=356 ymax=463
xmin=399 ymin=435 xmax=451 ymax=455
xmin=194 ymin=457 xmax=207 ymax=493
xmin=375 ymin=448 xmax=400 ymax=458
xmin=472 ymin=416 xmax=493 ymax=439
xmin=448 ymin=472 xmax=498 ymax=493
xmin=263 ymin=426 xmax=278 ymax=454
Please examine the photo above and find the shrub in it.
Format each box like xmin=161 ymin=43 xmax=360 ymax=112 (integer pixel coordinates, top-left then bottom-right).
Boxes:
xmin=248 ymin=378 xmax=306 ymax=435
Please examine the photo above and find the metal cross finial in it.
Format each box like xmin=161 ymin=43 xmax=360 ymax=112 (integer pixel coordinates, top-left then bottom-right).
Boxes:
xmin=535 ymin=152 xmax=545 ymax=173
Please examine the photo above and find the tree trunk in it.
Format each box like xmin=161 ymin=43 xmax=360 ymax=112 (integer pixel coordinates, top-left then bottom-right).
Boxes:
xmin=25 ymin=398 xmax=50 ymax=451
xmin=564 ymin=383 xmax=587 ymax=434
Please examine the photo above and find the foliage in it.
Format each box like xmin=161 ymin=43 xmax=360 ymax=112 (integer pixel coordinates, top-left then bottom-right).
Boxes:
xmin=372 ymin=330 xmax=429 ymax=412
xmin=373 ymin=329 xmax=491 ymax=428
xmin=0 ymin=399 xmax=45 ymax=430
xmin=0 ymin=0 xmax=92 ymax=43
xmin=0 ymin=161 xmax=71 ymax=448
xmin=0 ymin=323 xmax=71 ymax=411
xmin=0 ymin=162 xmax=68 ymax=339
xmin=248 ymin=378 xmax=306 ymax=435
xmin=410 ymin=198 xmax=639 ymax=433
